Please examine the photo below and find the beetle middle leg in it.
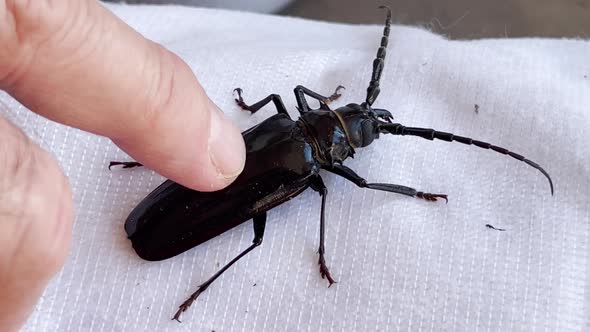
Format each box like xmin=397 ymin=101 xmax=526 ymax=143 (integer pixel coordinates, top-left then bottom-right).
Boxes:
xmin=310 ymin=176 xmax=336 ymax=286
xmin=172 ymin=213 xmax=267 ymax=322
xmin=234 ymin=88 xmax=291 ymax=117
xmin=325 ymin=164 xmax=448 ymax=202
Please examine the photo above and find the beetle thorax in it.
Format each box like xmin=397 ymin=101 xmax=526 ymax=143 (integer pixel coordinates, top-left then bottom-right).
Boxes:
xmin=299 ymin=110 xmax=355 ymax=166
xmin=331 ymin=103 xmax=381 ymax=148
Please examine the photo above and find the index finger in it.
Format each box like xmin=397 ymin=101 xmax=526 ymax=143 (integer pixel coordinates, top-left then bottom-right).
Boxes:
xmin=0 ymin=0 xmax=245 ymax=191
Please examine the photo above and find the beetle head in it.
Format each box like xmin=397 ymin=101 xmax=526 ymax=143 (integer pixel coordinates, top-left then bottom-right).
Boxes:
xmin=332 ymin=102 xmax=393 ymax=148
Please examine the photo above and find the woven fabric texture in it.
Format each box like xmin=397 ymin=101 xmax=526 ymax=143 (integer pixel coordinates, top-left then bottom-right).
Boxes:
xmin=2 ymin=3 xmax=588 ymax=331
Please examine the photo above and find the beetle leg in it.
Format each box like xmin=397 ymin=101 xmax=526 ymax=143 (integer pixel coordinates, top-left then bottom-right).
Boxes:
xmin=294 ymin=85 xmax=345 ymax=113
xmin=108 ymin=161 xmax=143 ymax=170
xmin=233 ymin=88 xmax=291 ymax=117
xmin=325 ymin=85 xmax=346 ymax=104
xmin=172 ymin=213 xmax=267 ymax=322
xmin=310 ymin=176 xmax=336 ymax=287
xmin=325 ymin=164 xmax=448 ymax=203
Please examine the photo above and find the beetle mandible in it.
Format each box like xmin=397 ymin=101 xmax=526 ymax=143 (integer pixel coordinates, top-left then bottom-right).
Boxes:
xmin=111 ymin=6 xmax=553 ymax=322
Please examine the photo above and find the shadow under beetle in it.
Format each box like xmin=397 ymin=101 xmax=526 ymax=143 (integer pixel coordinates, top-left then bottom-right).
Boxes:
xmin=112 ymin=6 xmax=553 ymax=322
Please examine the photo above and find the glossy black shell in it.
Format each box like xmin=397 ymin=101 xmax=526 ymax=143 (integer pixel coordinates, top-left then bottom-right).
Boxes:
xmin=125 ymin=113 xmax=321 ymax=261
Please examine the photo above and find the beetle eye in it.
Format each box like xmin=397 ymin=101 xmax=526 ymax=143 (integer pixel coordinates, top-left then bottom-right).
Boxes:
xmin=360 ymin=120 xmax=377 ymax=147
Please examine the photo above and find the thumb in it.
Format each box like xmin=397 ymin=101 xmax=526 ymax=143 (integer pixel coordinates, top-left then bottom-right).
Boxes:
xmin=0 ymin=0 xmax=245 ymax=191
xmin=0 ymin=116 xmax=73 ymax=332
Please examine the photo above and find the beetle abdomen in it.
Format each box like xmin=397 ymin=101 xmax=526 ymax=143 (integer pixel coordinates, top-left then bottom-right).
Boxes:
xmin=126 ymin=171 xmax=313 ymax=261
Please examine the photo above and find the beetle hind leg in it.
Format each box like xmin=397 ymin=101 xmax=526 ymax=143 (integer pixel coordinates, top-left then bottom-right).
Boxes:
xmin=172 ymin=213 xmax=267 ymax=322
xmin=310 ymin=176 xmax=336 ymax=287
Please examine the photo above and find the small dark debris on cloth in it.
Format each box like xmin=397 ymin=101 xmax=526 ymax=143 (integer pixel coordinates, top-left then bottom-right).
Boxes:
xmin=486 ymin=224 xmax=506 ymax=231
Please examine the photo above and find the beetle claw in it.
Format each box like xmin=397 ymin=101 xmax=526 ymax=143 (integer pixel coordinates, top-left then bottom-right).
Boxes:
xmin=318 ymin=255 xmax=337 ymax=287
xmin=172 ymin=285 xmax=208 ymax=322
xmin=416 ymin=192 xmax=449 ymax=203
xmin=324 ymin=85 xmax=346 ymax=104
xmin=234 ymin=88 xmax=252 ymax=112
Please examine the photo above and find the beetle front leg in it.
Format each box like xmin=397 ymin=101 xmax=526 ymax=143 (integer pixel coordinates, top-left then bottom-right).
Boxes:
xmin=294 ymin=85 xmax=345 ymax=113
xmin=172 ymin=213 xmax=267 ymax=322
xmin=324 ymin=85 xmax=346 ymax=104
xmin=325 ymin=164 xmax=448 ymax=202
xmin=234 ymin=88 xmax=291 ymax=117
xmin=310 ymin=176 xmax=336 ymax=287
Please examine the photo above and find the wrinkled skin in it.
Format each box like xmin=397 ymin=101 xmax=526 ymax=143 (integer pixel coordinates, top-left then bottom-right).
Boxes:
xmin=0 ymin=1 xmax=245 ymax=330
xmin=0 ymin=117 xmax=73 ymax=332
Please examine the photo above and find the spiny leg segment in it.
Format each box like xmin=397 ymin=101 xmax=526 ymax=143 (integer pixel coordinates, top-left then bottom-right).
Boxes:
xmin=172 ymin=213 xmax=267 ymax=322
xmin=325 ymin=164 xmax=448 ymax=202
xmin=294 ymin=85 xmax=345 ymax=113
xmin=310 ymin=176 xmax=336 ymax=286
xmin=234 ymin=88 xmax=290 ymax=116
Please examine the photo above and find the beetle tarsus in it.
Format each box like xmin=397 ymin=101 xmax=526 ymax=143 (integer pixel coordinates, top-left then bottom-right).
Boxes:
xmin=318 ymin=253 xmax=336 ymax=287
xmin=325 ymin=85 xmax=346 ymax=104
xmin=172 ymin=285 xmax=208 ymax=322
xmin=234 ymin=88 xmax=290 ymax=116
xmin=416 ymin=192 xmax=448 ymax=203
xmin=234 ymin=88 xmax=249 ymax=111
xmin=310 ymin=176 xmax=336 ymax=287
xmin=108 ymin=161 xmax=143 ymax=170
xmin=294 ymin=85 xmax=346 ymax=112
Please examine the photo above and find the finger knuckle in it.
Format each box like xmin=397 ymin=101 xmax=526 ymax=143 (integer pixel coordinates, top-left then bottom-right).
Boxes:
xmin=0 ymin=119 xmax=72 ymax=275
xmin=0 ymin=0 xmax=80 ymax=88
xmin=0 ymin=118 xmax=35 ymax=194
xmin=134 ymin=44 xmax=180 ymax=132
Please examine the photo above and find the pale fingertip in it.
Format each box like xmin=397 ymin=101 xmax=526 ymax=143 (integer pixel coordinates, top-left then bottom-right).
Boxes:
xmin=208 ymin=105 xmax=246 ymax=182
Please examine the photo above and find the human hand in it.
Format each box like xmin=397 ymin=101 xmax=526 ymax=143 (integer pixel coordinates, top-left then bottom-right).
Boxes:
xmin=0 ymin=1 xmax=246 ymax=331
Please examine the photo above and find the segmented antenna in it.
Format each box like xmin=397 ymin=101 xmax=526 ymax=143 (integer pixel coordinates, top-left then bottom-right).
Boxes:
xmin=381 ymin=123 xmax=554 ymax=195
xmin=366 ymin=6 xmax=392 ymax=106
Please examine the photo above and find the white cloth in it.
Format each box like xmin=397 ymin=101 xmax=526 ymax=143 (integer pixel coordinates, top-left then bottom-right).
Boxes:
xmin=4 ymin=3 xmax=588 ymax=331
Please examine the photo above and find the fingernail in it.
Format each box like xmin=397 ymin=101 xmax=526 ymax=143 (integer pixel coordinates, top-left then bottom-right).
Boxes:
xmin=208 ymin=105 xmax=246 ymax=180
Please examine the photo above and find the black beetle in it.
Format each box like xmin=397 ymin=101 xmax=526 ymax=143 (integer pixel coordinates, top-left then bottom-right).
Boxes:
xmin=111 ymin=6 xmax=553 ymax=321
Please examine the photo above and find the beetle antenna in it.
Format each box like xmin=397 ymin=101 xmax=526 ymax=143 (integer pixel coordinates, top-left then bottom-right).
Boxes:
xmin=366 ymin=6 xmax=392 ymax=106
xmin=381 ymin=123 xmax=554 ymax=195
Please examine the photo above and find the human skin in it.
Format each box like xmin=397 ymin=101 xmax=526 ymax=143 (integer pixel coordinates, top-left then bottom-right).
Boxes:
xmin=0 ymin=1 xmax=246 ymax=331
